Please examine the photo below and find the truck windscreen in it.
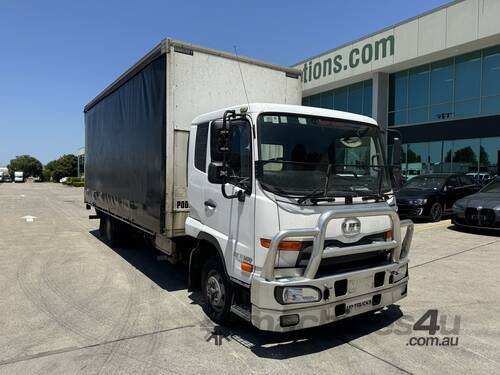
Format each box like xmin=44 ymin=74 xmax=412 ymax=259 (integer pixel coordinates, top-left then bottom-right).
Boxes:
xmin=256 ymin=113 xmax=391 ymax=199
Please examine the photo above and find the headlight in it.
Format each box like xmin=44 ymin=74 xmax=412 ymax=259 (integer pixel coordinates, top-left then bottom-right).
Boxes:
xmin=453 ymin=201 xmax=465 ymax=211
xmin=409 ymin=198 xmax=427 ymax=205
xmin=275 ymin=286 xmax=321 ymax=304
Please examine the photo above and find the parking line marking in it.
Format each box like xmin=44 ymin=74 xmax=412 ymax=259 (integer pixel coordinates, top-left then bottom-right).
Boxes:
xmin=414 ymin=221 xmax=451 ymax=233
xmin=410 ymin=238 xmax=500 ymax=270
xmin=342 ymin=340 xmax=414 ymax=375
xmin=0 ymin=324 xmax=196 ymax=367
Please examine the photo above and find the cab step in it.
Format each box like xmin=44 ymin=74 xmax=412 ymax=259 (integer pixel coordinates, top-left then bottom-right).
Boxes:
xmin=230 ymin=304 xmax=251 ymax=322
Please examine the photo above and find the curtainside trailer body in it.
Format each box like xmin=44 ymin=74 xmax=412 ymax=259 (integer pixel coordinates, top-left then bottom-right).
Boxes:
xmin=84 ymin=39 xmax=302 ymax=253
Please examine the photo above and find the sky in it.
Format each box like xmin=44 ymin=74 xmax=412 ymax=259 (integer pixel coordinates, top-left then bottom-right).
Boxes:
xmin=0 ymin=0 xmax=450 ymax=165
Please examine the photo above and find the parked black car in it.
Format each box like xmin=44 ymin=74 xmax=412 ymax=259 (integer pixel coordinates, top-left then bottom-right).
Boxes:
xmin=396 ymin=174 xmax=480 ymax=222
xmin=452 ymin=177 xmax=500 ymax=230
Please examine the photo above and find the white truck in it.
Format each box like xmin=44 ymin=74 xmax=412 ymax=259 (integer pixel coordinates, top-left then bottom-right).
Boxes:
xmin=14 ymin=171 xmax=24 ymax=183
xmin=0 ymin=168 xmax=11 ymax=182
xmin=85 ymin=39 xmax=413 ymax=332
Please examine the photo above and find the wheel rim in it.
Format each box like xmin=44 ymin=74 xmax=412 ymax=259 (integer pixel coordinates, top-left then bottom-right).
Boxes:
xmin=206 ymin=273 xmax=225 ymax=312
xmin=432 ymin=204 xmax=442 ymax=220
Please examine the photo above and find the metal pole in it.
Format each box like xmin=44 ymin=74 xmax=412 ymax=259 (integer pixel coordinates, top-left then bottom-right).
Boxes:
xmin=77 ymin=155 xmax=80 ymax=177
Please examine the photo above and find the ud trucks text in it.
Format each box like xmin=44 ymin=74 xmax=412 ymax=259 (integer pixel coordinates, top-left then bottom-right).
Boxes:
xmin=84 ymin=39 xmax=413 ymax=332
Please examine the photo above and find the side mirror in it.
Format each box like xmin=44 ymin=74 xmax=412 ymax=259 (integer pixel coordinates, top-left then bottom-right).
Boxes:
xmin=216 ymin=127 xmax=230 ymax=154
xmin=208 ymin=162 xmax=225 ymax=184
xmin=211 ymin=119 xmax=230 ymax=159
xmin=212 ymin=110 xmax=251 ymax=200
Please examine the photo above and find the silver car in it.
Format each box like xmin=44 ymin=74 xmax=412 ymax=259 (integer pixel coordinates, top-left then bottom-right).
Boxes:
xmin=452 ymin=177 xmax=500 ymax=230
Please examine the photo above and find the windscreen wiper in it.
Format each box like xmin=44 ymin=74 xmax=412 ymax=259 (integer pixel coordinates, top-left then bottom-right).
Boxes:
xmin=260 ymin=182 xmax=302 ymax=199
xmin=298 ymin=190 xmax=359 ymax=205
xmin=360 ymin=194 xmax=385 ymax=202
xmin=359 ymin=192 xmax=393 ymax=201
xmin=297 ymin=164 xmax=334 ymax=205
xmin=297 ymin=186 xmax=324 ymax=204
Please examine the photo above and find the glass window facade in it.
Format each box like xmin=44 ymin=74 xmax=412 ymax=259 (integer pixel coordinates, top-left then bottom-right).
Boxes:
xmin=401 ymin=137 xmax=500 ymax=178
xmin=302 ymin=79 xmax=373 ymax=117
xmin=389 ymin=45 xmax=500 ymax=126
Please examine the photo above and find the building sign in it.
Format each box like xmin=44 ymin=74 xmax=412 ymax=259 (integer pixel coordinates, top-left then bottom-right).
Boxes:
xmin=296 ymin=34 xmax=395 ymax=92
xmin=303 ymin=36 xmax=394 ymax=83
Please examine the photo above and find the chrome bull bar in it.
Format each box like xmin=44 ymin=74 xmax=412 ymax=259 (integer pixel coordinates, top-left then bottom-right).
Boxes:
xmin=261 ymin=205 xmax=414 ymax=281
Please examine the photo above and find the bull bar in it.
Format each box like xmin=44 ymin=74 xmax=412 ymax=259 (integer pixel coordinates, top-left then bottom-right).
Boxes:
xmin=261 ymin=204 xmax=413 ymax=281
xmin=250 ymin=204 xmax=414 ymax=332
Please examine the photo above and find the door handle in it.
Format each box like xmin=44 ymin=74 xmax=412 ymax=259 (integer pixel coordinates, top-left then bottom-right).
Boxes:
xmin=204 ymin=200 xmax=217 ymax=209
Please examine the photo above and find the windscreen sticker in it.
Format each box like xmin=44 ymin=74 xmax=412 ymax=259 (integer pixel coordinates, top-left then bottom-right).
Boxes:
xmin=272 ymin=116 xmax=279 ymax=124
xmin=298 ymin=117 xmax=307 ymax=125
xmin=263 ymin=116 xmax=274 ymax=123
xmin=280 ymin=116 xmax=288 ymax=123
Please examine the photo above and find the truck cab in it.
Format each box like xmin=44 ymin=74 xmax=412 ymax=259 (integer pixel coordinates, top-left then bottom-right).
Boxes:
xmin=186 ymin=103 xmax=413 ymax=332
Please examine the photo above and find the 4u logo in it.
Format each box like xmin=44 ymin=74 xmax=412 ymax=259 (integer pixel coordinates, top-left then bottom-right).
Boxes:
xmin=377 ymin=309 xmax=461 ymax=336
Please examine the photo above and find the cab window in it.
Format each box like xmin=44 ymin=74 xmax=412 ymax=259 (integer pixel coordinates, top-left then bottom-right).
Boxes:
xmin=194 ymin=122 xmax=209 ymax=172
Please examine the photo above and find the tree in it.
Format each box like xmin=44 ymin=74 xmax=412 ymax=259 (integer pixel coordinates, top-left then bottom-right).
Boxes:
xmin=479 ymin=146 xmax=490 ymax=165
xmin=452 ymin=146 xmax=477 ymax=163
xmin=44 ymin=154 xmax=78 ymax=182
xmin=406 ymin=149 xmax=421 ymax=163
xmin=7 ymin=155 xmax=43 ymax=178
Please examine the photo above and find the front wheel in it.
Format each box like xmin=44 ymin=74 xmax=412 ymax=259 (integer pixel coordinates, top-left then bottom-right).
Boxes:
xmin=429 ymin=202 xmax=443 ymax=222
xmin=201 ymin=257 xmax=233 ymax=325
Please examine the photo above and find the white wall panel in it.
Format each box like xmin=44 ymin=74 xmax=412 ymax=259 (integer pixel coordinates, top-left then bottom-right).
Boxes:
xmin=478 ymin=0 xmax=500 ymax=38
xmin=446 ymin=0 xmax=479 ymax=47
xmin=393 ymin=19 xmax=419 ymax=64
xmin=417 ymin=9 xmax=447 ymax=55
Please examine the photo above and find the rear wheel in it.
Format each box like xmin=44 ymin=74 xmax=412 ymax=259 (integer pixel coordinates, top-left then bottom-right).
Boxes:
xmin=201 ymin=256 xmax=233 ymax=325
xmin=99 ymin=214 xmax=118 ymax=246
xmin=429 ymin=202 xmax=443 ymax=222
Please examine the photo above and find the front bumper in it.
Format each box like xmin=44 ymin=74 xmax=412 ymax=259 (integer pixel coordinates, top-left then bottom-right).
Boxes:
xmin=251 ymin=262 xmax=408 ymax=332
xmin=397 ymin=203 xmax=427 ymax=218
xmin=250 ymin=204 xmax=413 ymax=332
xmin=453 ymin=209 xmax=500 ymax=230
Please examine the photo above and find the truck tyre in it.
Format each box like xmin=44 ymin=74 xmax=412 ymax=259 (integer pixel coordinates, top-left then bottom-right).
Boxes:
xmin=430 ymin=202 xmax=443 ymax=222
xmin=201 ymin=256 xmax=233 ymax=325
xmin=100 ymin=214 xmax=117 ymax=246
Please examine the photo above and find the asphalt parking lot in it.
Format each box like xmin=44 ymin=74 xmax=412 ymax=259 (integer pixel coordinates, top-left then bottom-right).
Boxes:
xmin=1 ymin=182 xmax=499 ymax=374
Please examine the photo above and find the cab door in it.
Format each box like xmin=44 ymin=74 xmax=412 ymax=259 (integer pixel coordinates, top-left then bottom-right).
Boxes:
xmin=202 ymin=119 xmax=255 ymax=284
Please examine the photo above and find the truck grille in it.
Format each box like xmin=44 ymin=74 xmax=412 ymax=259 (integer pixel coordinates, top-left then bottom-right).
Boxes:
xmin=465 ymin=208 xmax=496 ymax=227
xmin=295 ymin=233 xmax=392 ymax=277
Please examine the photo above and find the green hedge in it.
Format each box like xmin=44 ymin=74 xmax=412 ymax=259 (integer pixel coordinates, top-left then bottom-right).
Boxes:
xmin=62 ymin=177 xmax=85 ymax=187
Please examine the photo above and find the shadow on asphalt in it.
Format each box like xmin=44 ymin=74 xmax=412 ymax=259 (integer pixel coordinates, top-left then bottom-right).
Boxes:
xmin=90 ymin=229 xmax=189 ymax=292
xmin=447 ymin=224 xmax=500 ymax=236
xmin=91 ymin=229 xmax=404 ymax=359
xmin=222 ymin=305 xmax=403 ymax=359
